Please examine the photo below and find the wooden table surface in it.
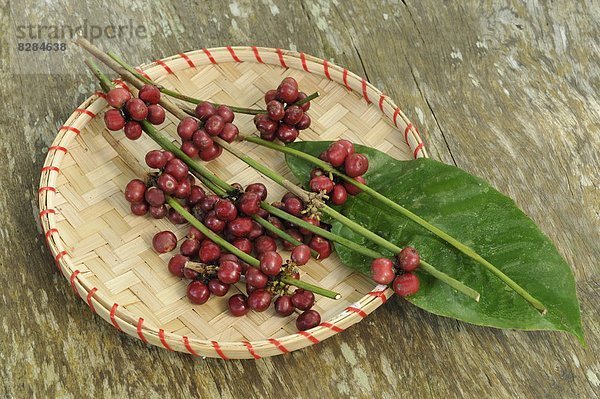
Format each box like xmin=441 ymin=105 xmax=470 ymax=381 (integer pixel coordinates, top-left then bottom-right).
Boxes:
xmin=1 ymin=1 xmax=598 ymax=398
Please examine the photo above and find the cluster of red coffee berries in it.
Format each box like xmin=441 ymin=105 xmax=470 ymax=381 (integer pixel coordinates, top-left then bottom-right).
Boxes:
xmin=176 ymin=102 xmax=239 ymax=161
xmin=371 ymin=247 xmax=421 ymax=296
xmin=254 ymin=77 xmax=311 ymax=143
xmin=163 ymin=228 xmax=319 ymax=330
xmin=308 ymin=139 xmax=369 ymax=206
xmin=126 ymin=149 xmax=323 ymax=330
xmin=123 ymin=150 xmax=205 ymax=220
xmin=269 ymin=192 xmax=333 ymax=260
xmin=104 ymin=85 xmax=166 ymax=139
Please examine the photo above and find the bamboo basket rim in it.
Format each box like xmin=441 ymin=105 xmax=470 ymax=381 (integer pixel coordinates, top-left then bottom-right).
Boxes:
xmin=38 ymin=46 xmax=428 ymax=359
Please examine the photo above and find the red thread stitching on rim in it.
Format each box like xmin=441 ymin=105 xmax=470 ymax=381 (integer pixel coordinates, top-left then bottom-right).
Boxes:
xmin=251 ymin=46 xmax=264 ymax=63
xmin=135 ymin=68 xmax=152 ymax=80
xmin=75 ymin=108 xmax=96 ymax=118
xmin=413 ymin=142 xmax=424 ymax=159
xmin=159 ymin=329 xmax=174 ymax=351
xmin=154 ymin=59 xmax=174 ymax=74
xmin=212 ymin=341 xmax=228 ymax=359
xmin=60 ymin=126 xmax=80 ymax=135
xmin=227 ymin=46 xmax=241 ymax=62
xmin=110 ymin=303 xmax=122 ymax=331
xmin=54 ymin=250 xmax=68 ymax=266
xmin=346 ymin=306 xmax=367 ymax=318
xmin=368 ymin=290 xmax=388 ymax=304
xmin=300 ymin=52 xmax=309 ymax=72
xmin=276 ymin=48 xmax=288 ymax=68
xmin=201 ymin=48 xmax=217 ymax=64
xmin=137 ymin=318 xmax=148 ymax=343
xmin=39 ymin=209 xmax=55 ymax=218
xmin=38 ymin=186 xmax=56 ymax=194
xmin=45 ymin=228 xmax=58 ymax=241
xmin=183 ymin=336 xmax=200 ymax=356
xmin=393 ymin=107 xmax=401 ymax=127
xmin=69 ymin=270 xmax=80 ymax=296
xmin=179 ymin=53 xmax=195 ymax=68
xmin=319 ymin=322 xmax=344 ymax=333
xmin=48 ymin=146 xmax=68 ymax=154
xmin=113 ymin=79 xmax=129 ymax=90
xmin=242 ymin=341 xmax=261 ymax=359
xmin=297 ymin=331 xmax=319 ymax=344
xmin=54 ymin=251 xmax=67 ymax=272
xmin=86 ymin=288 xmax=98 ymax=313
xmin=268 ymin=338 xmax=289 ymax=353
xmin=342 ymin=69 xmax=351 ymax=90
xmin=361 ymin=79 xmax=371 ymax=103
xmin=404 ymin=123 xmax=413 ymax=145
xmin=323 ymin=60 xmax=332 ymax=80
xmin=378 ymin=94 xmax=386 ymax=112
xmin=41 ymin=166 xmax=60 ymax=173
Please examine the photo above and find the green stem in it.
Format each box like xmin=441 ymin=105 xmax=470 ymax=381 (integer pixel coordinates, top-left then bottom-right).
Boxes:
xmin=168 ymin=198 xmax=340 ymax=299
xmin=107 ymin=51 xmax=266 ymax=115
xmin=264 ymin=203 xmax=379 ymax=257
xmin=292 ymin=91 xmax=319 ymax=107
xmin=245 ymin=136 xmax=546 ymax=314
xmin=253 ymin=215 xmax=319 ymax=258
xmin=419 ymin=261 xmax=480 ymax=301
xmin=85 ymin=59 xmax=112 ymax=92
xmin=265 ymin=203 xmax=479 ymax=301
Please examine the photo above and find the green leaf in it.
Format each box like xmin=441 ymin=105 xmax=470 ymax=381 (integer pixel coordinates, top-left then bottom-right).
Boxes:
xmin=286 ymin=141 xmax=583 ymax=342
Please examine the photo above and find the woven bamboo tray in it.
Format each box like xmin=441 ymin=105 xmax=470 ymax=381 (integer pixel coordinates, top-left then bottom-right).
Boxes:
xmin=38 ymin=46 xmax=428 ymax=359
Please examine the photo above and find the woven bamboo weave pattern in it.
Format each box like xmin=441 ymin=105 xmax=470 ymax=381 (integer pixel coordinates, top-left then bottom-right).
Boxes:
xmin=38 ymin=47 xmax=426 ymax=358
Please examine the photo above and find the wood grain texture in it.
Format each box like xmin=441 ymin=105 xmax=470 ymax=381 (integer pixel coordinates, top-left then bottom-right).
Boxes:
xmin=1 ymin=0 xmax=598 ymax=398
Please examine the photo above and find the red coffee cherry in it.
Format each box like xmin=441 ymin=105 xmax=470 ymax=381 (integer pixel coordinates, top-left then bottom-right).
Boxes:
xmin=168 ymin=254 xmax=188 ymax=277
xmin=275 ymin=295 xmax=295 ymax=316
xmin=195 ymin=101 xmax=216 ymax=121
xmin=228 ymin=294 xmax=250 ymax=316
xmin=370 ymin=258 xmax=396 ymax=285
xmin=104 ymin=109 xmax=126 ymax=131
xmin=393 ymin=273 xmax=420 ymax=296
xmin=259 ymin=251 xmax=283 ymax=276
xmin=138 ymin=84 xmax=161 ymax=105
xmin=291 ymin=244 xmax=311 ymax=266
xmin=124 ymin=121 xmax=143 ymax=140
xmin=247 ymin=289 xmax=273 ymax=312
xmin=177 ymin=117 xmax=199 ymax=141
xmin=124 ymin=179 xmax=146 ymax=203
xmin=187 ymin=281 xmax=210 ymax=304
xmin=331 ymin=184 xmax=348 ymax=205
xmin=106 ymin=88 xmax=131 ymax=109
xmin=398 ymin=247 xmax=421 ymax=271
xmin=152 ymin=231 xmax=177 ymax=253
xmin=344 ymin=153 xmax=369 ymax=177
xmin=343 ymin=176 xmax=366 ymax=196
xmin=296 ymin=310 xmax=321 ymax=331
xmin=125 ymin=98 xmax=148 ymax=121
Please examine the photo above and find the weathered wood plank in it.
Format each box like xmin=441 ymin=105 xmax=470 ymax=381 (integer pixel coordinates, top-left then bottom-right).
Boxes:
xmin=0 ymin=0 xmax=598 ymax=398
